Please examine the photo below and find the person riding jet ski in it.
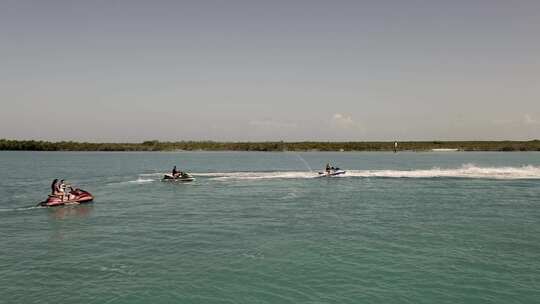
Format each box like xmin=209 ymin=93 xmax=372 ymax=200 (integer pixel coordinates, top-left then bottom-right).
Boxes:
xmin=163 ymin=166 xmax=195 ymax=182
xmin=325 ymin=163 xmax=341 ymax=172
xmin=59 ymin=179 xmax=71 ymax=201
xmin=172 ymin=166 xmax=180 ymax=178
xmin=51 ymin=179 xmax=59 ymax=195
xmin=51 ymin=179 xmax=67 ymax=201
xmin=319 ymin=163 xmax=346 ymax=177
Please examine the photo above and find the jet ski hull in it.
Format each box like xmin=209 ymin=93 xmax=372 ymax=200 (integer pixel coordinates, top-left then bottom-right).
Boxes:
xmin=39 ymin=189 xmax=94 ymax=207
xmin=318 ymin=170 xmax=346 ymax=177
xmin=162 ymin=173 xmax=195 ymax=182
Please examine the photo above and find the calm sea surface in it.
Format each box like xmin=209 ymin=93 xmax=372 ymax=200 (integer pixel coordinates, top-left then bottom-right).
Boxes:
xmin=1 ymin=151 xmax=540 ymax=303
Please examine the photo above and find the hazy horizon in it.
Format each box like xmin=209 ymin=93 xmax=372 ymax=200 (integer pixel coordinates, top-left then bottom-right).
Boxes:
xmin=1 ymin=1 xmax=539 ymax=142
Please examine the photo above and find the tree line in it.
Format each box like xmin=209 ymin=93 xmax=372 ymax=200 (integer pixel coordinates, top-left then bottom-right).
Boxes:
xmin=1 ymin=139 xmax=539 ymax=152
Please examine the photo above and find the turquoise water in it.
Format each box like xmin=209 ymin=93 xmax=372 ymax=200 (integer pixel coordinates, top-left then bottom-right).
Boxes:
xmin=1 ymin=151 xmax=540 ymax=303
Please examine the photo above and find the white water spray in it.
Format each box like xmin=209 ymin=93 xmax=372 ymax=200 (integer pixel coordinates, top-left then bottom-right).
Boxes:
xmin=193 ymin=164 xmax=540 ymax=180
xmin=294 ymin=153 xmax=313 ymax=172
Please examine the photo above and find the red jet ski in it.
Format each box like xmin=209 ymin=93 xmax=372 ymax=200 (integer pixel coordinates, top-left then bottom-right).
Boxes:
xmin=39 ymin=188 xmax=94 ymax=207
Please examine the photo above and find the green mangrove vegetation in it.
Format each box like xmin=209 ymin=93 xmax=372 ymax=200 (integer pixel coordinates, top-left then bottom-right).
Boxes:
xmin=1 ymin=139 xmax=540 ymax=152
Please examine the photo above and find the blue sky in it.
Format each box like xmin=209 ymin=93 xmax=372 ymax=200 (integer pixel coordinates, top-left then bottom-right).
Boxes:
xmin=1 ymin=0 xmax=539 ymax=141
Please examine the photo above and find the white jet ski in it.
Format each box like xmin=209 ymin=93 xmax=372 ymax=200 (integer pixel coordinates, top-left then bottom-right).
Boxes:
xmin=162 ymin=173 xmax=195 ymax=182
xmin=318 ymin=169 xmax=346 ymax=177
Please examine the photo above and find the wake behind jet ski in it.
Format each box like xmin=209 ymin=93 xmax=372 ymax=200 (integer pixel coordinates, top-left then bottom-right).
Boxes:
xmin=39 ymin=179 xmax=93 ymax=207
xmin=318 ymin=163 xmax=346 ymax=177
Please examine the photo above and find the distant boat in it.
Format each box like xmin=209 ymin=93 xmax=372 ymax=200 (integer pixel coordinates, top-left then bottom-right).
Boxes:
xmin=431 ymin=148 xmax=459 ymax=152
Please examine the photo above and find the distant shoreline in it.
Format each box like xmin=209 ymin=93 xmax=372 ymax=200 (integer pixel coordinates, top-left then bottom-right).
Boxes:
xmin=1 ymin=139 xmax=539 ymax=152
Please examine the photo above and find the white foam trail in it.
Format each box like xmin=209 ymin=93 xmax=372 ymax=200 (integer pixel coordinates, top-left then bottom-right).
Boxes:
xmin=138 ymin=173 xmax=165 ymax=177
xmin=347 ymin=165 xmax=540 ymax=179
xmin=192 ymin=165 xmax=540 ymax=180
xmin=128 ymin=178 xmax=155 ymax=184
xmin=209 ymin=171 xmax=316 ymax=180
xmin=108 ymin=177 xmax=156 ymax=186
xmin=0 ymin=206 xmax=43 ymax=212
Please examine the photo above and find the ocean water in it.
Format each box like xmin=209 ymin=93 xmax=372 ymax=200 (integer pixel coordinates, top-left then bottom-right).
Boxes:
xmin=1 ymin=151 xmax=540 ymax=303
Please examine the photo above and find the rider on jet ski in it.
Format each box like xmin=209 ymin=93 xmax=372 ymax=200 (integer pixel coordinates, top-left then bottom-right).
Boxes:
xmin=51 ymin=179 xmax=77 ymax=202
xmin=172 ymin=166 xmax=183 ymax=178
xmin=326 ymin=163 xmax=340 ymax=172
xmin=164 ymin=166 xmax=193 ymax=181
xmin=51 ymin=179 xmax=59 ymax=195
xmin=324 ymin=163 xmax=342 ymax=175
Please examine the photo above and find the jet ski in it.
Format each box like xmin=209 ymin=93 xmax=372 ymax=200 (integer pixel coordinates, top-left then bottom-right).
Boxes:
xmin=38 ymin=188 xmax=94 ymax=207
xmin=318 ymin=169 xmax=346 ymax=177
xmin=162 ymin=172 xmax=195 ymax=182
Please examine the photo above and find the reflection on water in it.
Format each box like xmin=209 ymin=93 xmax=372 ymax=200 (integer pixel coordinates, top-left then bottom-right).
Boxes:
xmin=48 ymin=203 xmax=94 ymax=220
xmin=47 ymin=204 xmax=94 ymax=242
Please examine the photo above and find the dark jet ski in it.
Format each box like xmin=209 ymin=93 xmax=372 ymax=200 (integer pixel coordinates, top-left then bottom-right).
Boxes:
xmin=38 ymin=189 xmax=94 ymax=207
xmin=318 ymin=169 xmax=346 ymax=177
xmin=162 ymin=172 xmax=195 ymax=182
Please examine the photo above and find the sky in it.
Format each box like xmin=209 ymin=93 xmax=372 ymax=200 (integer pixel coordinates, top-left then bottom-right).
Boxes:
xmin=0 ymin=0 xmax=539 ymax=142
